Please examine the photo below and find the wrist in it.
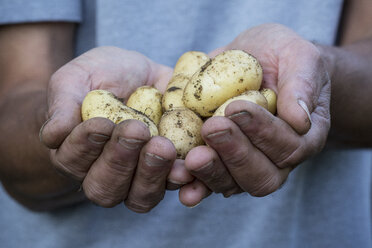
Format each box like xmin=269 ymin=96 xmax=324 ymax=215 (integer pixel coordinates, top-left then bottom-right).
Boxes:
xmin=315 ymin=44 xmax=338 ymax=82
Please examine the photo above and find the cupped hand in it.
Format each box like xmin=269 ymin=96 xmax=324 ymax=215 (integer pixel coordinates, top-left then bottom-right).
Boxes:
xmin=179 ymin=23 xmax=331 ymax=206
xmin=40 ymin=46 xmax=180 ymax=212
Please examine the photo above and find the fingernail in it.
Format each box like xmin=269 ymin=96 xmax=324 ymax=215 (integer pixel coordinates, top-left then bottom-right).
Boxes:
xmin=39 ymin=117 xmax=52 ymax=143
xmin=88 ymin=133 xmax=110 ymax=145
xmin=118 ymin=137 xmax=144 ymax=150
xmin=206 ymin=129 xmax=231 ymax=144
xmin=228 ymin=111 xmax=251 ymax=126
xmin=297 ymin=99 xmax=312 ymax=126
xmin=145 ymin=153 xmax=168 ymax=167
xmin=187 ymin=202 xmax=201 ymax=208
xmin=77 ymin=185 xmax=83 ymax=192
xmin=167 ymin=179 xmax=186 ymax=190
xmin=195 ymin=160 xmax=213 ymax=172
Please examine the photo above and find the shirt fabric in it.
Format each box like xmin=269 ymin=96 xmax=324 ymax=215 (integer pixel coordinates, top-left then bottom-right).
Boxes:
xmin=1 ymin=1 xmax=371 ymax=247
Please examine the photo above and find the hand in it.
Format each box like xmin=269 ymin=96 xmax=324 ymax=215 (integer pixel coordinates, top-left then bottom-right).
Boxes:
xmin=40 ymin=46 xmax=178 ymax=212
xmin=179 ymin=23 xmax=331 ymax=206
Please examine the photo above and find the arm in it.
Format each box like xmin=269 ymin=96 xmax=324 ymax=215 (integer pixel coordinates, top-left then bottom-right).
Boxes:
xmin=0 ymin=23 xmax=83 ymax=211
xmin=179 ymin=1 xmax=372 ymax=206
xmin=321 ymin=0 xmax=372 ymax=146
xmin=0 ymin=23 xmax=179 ymax=213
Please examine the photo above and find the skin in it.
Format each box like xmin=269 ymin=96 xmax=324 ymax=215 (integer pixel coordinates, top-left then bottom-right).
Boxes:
xmin=0 ymin=24 xmax=180 ymax=212
xmin=180 ymin=1 xmax=372 ymax=206
xmin=0 ymin=0 xmax=371 ymax=211
xmin=40 ymin=47 xmax=181 ymax=212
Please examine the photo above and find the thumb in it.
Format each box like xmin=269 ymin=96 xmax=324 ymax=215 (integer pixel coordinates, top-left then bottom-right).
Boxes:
xmin=208 ymin=46 xmax=228 ymax=58
xmin=40 ymin=67 xmax=90 ymax=149
xmin=277 ymin=51 xmax=329 ymax=135
xmin=277 ymin=81 xmax=313 ymax=135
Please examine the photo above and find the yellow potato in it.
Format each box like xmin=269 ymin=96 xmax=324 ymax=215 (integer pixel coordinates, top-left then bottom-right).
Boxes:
xmin=159 ymin=108 xmax=204 ymax=159
xmin=213 ymin=90 xmax=268 ymax=117
xmin=126 ymin=86 xmax=163 ymax=125
xmin=173 ymin=51 xmax=210 ymax=77
xmin=260 ymin=88 xmax=277 ymax=114
xmin=161 ymin=74 xmax=190 ymax=111
xmin=81 ymin=89 xmax=158 ymax=136
xmin=183 ymin=50 xmax=263 ymax=117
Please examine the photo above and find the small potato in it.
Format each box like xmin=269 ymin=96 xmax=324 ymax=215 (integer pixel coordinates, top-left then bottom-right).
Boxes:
xmin=126 ymin=86 xmax=163 ymax=125
xmin=213 ymin=90 xmax=268 ymax=117
xmin=81 ymin=89 xmax=158 ymax=136
xmin=260 ymin=88 xmax=277 ymax=114
xmin=161 ymin=74 xmax=190 ymax=112
xmin=183 ymin=50 xmax=263 ymax=117
xmin=159 ymin=108 xmax=204 ymax=159
xmin=173 ymin=51 xmax=210 ymax=78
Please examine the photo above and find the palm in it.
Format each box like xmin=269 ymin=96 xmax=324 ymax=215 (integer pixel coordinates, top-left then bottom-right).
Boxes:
xmin=224 ymin=24 xmax=330 ymax=135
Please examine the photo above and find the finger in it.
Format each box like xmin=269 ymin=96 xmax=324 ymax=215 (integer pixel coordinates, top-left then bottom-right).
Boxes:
xmin=226 ymin=98 xmax=329 ymax=169
xmin=208 ymin=46 xmax=228 ymax=58
xmin=179 ymin=180 xmax=212 ymax=208
xmin=41 ymin=48 xmax=171 ymax=149
xmin=276 ymin=42 xmax=330 ymax=134
xmin=225 ymin=100 xmax=302 ymax=169
xmin=51 ymin=117 xmax=114 ymax=181
xmin=147 ymin=62 xmax=173 ymax=93
xmin=82 ymin=120 xmax=151 ymax=207
xmin=167 ymin=159 xmax=194 ymax=190
xmin=185 ymin=146 xmax=242 ymax=197
xmin=202 ymin=117 xmax=290 ymax=196
xmin=41 ymin=64 xmax=91 ymax=149
xmin=124 ymin=136 xmax=176 ymax=213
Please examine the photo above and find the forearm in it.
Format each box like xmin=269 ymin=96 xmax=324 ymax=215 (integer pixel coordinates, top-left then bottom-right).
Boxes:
xmin=0 ymin=87 xmax=84 ymax=211
xmin=318 ymin=38 xmax=372 ymax=146
xmin=0 ymin=23 xmax=84 ymax=211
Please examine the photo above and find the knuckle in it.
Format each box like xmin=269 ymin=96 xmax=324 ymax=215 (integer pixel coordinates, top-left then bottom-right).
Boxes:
xmin=105 ymin=157 xmax=135 ymax=178
xmin=125 ymin=201 xmax=153 ymax=213
xmin=125 ymin=191 xmax=165 ymax=213
xmin=275 ymin=142 xmax=308 ymax=169
xmin=201 ymin=170 xmax=238 ymax=195
xmin=249 ymin=172 xmax=280 ymax=197
xmin=84 ymin=183 xmax=122 ymax=208
xmin=249 ymin=124 xmax=274 ymax=147
xmin=51 ymin=154 xmax=86 ymax=181
xmin=71 ymin=140 xmax=102 ymax=161
xmin=223 ymin=148 xmax=250 ymax=170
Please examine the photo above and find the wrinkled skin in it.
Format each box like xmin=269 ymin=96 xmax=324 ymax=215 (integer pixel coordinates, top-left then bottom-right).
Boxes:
xmin=179 ymin=23 xmax=330 ymax=206
xmin=40 ymin=47 xmax=182 ymax=213
xmin=41 ymin=23 xmax=330 ymax=211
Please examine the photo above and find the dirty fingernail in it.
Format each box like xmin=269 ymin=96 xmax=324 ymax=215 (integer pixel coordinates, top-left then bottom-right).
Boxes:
xmin=88 ymin=133 xmax=110 ymax=145
xmin=39 ymin=117 xmax=54 ymax=143
xmin=297 ymin=99 xmax=312 ymax=126
xmin=206 ymin=129 xmax=231 ymax=144
xmin=145 ymin=153 xmax=169 ymax=167
xmin=228 ymin=111 xmax=251 ymax=126
xmin=118 ymin=137 xmax=144 ymax=150
xmin=195 ymin=160 xmax=213 ymax=172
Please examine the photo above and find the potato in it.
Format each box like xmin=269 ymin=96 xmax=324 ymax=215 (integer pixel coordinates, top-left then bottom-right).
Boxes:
xmin=260 ymin=88 xmax=277 ymax=114
xmin=213 ymin=90 xmax=268 ymax=117
xmin=161 ymin=74 xmax=190 ymax=112
xmin=81 ymin=89 xmax=158 ymax=136
xmin=183 ymin=50 xmax=263 ymax=117
xmin=159 ymin=108 xmax=204 ymax=159
xmin=162 ymin=51 xmax=210 ymax=112
xmin=126 ymin=86 xmax=163 ymax=125
xmin=173 ymin=51 xmax=210 ymax=78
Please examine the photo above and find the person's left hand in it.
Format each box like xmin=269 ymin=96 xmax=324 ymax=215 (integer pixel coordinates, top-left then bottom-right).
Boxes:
xmin=177 ymin=24 xmax=331 ymax=206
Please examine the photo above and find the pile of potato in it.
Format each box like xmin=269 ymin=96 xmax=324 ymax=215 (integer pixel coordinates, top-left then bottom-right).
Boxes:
xmin=81 ymin=50 xmax=277 ymax=158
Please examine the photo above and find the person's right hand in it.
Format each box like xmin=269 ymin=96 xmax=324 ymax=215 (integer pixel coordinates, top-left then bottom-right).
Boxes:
xmin=40 ymin=47 xmax=177 ymax=213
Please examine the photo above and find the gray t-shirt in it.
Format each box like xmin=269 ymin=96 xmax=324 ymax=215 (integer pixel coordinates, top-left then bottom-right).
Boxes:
xmin=1 ymin=0 xmax=371 ymax=247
